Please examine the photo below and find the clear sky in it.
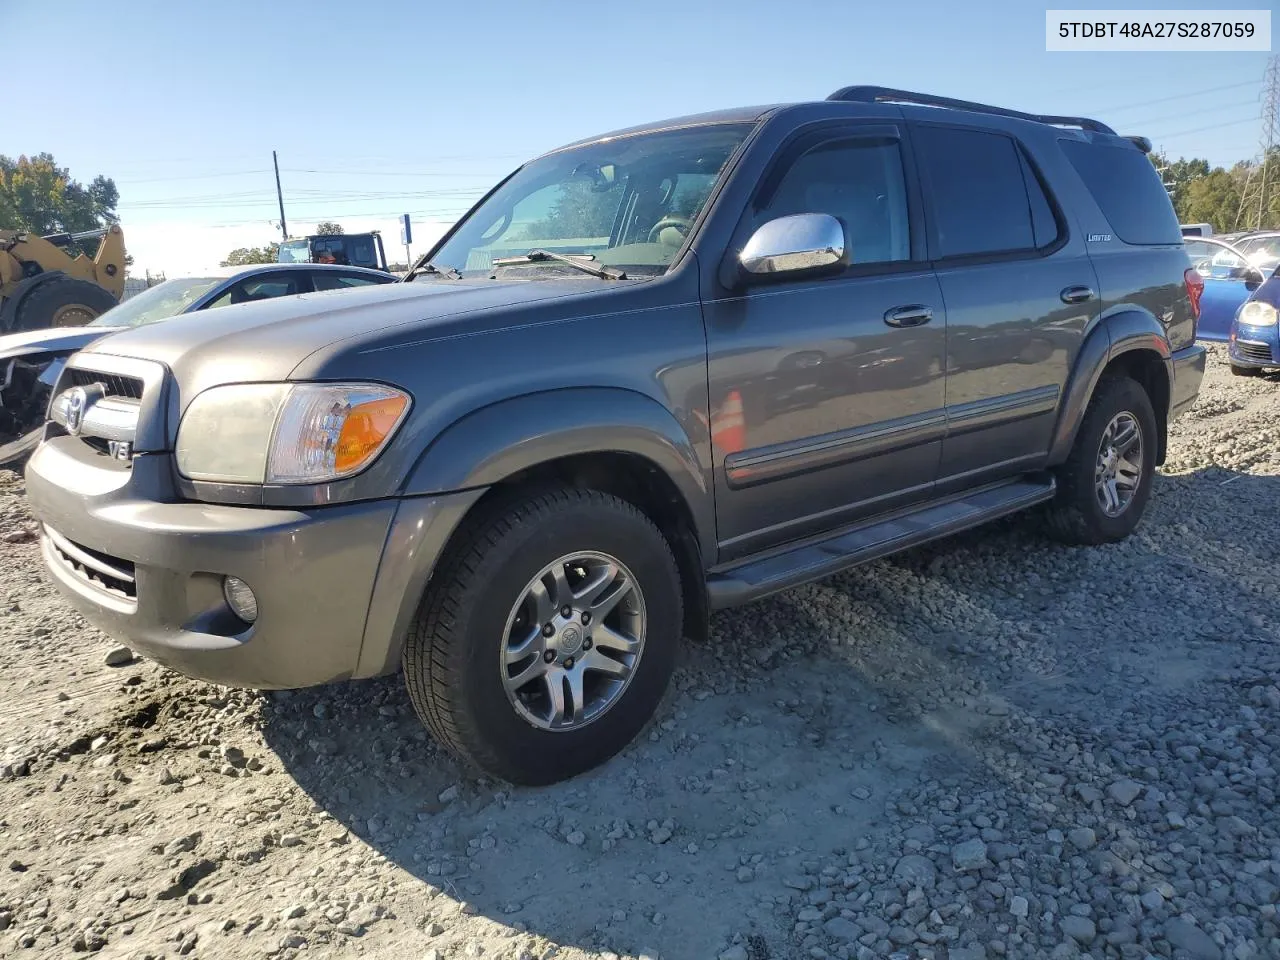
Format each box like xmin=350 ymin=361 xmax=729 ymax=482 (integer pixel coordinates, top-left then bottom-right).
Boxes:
xmin=4 ymin=0 xmax=1273 ymax=275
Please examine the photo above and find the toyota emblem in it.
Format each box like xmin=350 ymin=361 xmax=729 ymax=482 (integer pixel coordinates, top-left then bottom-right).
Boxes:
xmin=65 ymin=387 xmax=88 ymax=436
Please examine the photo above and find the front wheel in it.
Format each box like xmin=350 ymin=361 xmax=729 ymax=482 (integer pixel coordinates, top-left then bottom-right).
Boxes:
xmin=402 ymin=487 xmax=682 ymax=785
xmin=1044 ymin=375 xmax=1158 ymax=546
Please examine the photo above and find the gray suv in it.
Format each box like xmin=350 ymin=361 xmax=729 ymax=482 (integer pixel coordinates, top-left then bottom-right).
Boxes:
xmin=25 ymin=88 xmax=1205 ymax=785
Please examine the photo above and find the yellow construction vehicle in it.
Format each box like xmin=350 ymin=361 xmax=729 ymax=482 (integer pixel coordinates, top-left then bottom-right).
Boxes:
xmin=0 ymin=224 xmax=127 ymax=333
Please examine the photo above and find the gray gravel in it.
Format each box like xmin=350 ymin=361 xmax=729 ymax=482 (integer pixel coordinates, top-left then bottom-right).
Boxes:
xmin=0 ymin=345 xmax=1277 ymax=959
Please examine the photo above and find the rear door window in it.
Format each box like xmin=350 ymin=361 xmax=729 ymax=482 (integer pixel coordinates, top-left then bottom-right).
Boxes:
xmin=914 ymin=125 xmax=1051 ymax=259
xmin=205 ymin=272 xmax=308 ymax=309
xmin=1059 ymin=138 xmax=1182 ymax=245
xmin=312 ymin=271 xmax=389 ymax=291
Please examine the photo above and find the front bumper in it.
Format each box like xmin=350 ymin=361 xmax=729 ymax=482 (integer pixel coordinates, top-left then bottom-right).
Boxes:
xmin=1170 ymin=343 xmax=1207 ymax=421
xmin=25 ymin=437 xmax=482 ymax=689
xmin=1227 ymin=332 xmax=1279 ymax=369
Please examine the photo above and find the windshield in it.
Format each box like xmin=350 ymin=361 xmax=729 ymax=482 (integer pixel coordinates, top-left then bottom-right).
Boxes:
xmin=277 ymin=239 xmax=311 ymax=263
xmin=424 ymin=123 xmax=753 ymax=279
xmin=90 ymin=276 xmax=221 ymax=327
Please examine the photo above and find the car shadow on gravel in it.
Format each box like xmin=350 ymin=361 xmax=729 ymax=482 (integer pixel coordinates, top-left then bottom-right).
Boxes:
xmin=258 ymin=593 xmax=1007 ymax=956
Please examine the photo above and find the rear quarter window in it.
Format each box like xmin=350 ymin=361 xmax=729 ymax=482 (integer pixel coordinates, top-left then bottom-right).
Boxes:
xmin=1059 ymin=139 xmax=1181 ymax=245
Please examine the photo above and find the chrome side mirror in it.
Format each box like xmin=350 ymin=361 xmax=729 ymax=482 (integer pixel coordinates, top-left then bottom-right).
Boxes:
xmin=739 ymin=213 xmax=846 ymax=279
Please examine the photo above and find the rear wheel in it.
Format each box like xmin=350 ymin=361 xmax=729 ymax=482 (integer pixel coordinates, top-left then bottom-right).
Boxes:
xmin=13 ymin=276 xmax=118 ymax=332
xmin=1230 ymin=363 xmax=1261 ymax=377
xmin=402 ymin=487 xmax=682 ymax=785
xmin=1044 ymin=375 xmax=1157 ymax=546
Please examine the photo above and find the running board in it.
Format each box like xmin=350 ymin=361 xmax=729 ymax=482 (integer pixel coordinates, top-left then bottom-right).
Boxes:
xmin=706 ymin=475 xmax=1056 ymax=609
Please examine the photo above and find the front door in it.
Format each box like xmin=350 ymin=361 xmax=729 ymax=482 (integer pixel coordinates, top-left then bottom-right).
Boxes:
xmin=702 ymin=124 xmax=947 ymax=560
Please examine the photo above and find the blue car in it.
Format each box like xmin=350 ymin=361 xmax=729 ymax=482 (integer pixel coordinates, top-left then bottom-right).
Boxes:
xmin=1227 ymin=264 xmax=1280 ymax=376
xmin=1184 ymin=236 xmax=1269 ymax=341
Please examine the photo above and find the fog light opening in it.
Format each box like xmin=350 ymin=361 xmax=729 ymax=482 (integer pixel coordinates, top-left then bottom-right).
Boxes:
xmin=223 ymin=576 xmax=258 ymax=623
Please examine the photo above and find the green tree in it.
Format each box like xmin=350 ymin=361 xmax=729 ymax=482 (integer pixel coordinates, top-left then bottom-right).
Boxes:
xmin=1150 ymin=153 xmax=1210 ymax=218
xmin=0 ymin=153 xmax=121 ymax=257
xmin=1179 ymin=170 xmax=1242 ymax=233
xmin=1230 ymin=147 xmax=1280 ymax=231
xmin=313 ymin=221 xmax=344 ymax=235
xmin=221 ymin=243 xmax=280 ymax=266
xmin=517 ymin=182 xmax=623 ymax=241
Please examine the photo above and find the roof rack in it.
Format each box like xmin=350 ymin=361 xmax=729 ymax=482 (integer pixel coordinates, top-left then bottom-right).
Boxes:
xmin=826 ymin=86 xmax=1117 ymax=136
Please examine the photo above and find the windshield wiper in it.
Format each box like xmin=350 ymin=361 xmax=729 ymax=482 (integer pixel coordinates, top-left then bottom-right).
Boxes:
xmin=405 ymin=261 xmax=460 ymax=281
xmin=491 ymin=249 xmax=626 ymax=280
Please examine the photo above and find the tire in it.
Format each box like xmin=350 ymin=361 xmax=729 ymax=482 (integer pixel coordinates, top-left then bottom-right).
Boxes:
xmin=0 ymin=427 xmax=41 ymax=473
xmin=1044 ymin=375 xmax=1158 ymax=546
xmin=1230 ymin=363 xmax=1261 ymax=377
xmin=12 ymin=276 xmax=118 ymax=332
xmin=403 ymin=487 xmax=683 ymax=785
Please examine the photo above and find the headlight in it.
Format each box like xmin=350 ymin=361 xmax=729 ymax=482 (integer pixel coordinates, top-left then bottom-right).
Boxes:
xmin=1238 ymin=301 xmax=1278 ymax=328
xmin=176 ymin=382 xmax=410 ymax=484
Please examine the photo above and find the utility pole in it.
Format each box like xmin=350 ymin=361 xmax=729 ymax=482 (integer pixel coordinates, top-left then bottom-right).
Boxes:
xmin=273 ymin=150 xmax=288 ymax=241
xmin=1234 ymin=56 xmax=1279 ymax=231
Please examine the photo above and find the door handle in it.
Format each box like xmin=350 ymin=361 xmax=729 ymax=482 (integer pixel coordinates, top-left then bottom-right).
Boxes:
xmin=1060 ymin=285 xmax=1096 ymax=304
xmin=883 ymin=304 xmax=933 ymax=328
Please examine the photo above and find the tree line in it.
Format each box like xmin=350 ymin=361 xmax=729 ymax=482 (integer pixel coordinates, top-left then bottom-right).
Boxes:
xmin=1153 ymin=146 xmax=1280 ymax=233
xmin=221 ymin=221 xmax=344 ymax=266
xmin=0 ymin=153 xmax=121 ymax=259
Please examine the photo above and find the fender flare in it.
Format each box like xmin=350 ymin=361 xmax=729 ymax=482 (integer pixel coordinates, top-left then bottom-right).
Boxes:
xmin=1047 ymin=309 xmax=1173 ymax=465
xmin=403 ymin=387 xmax=715 ymax=556
xmin=0 ymin=271 xmax=63 ymax=333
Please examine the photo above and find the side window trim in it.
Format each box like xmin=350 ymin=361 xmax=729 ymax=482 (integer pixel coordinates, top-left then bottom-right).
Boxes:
xmin=910 ymin=120 xmax=1066 ymax=266
xmin=1014 ymin=143 xmax=1070 ymax=255
xmin=720 ymin=120 xmax=929 ymax=290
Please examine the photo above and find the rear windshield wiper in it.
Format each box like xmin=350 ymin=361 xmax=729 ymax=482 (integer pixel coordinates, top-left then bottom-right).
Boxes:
xmin=405 ymin=261 xmax=460 ymax=281
xmin=491 ymin=249 xmax=626 ymax=280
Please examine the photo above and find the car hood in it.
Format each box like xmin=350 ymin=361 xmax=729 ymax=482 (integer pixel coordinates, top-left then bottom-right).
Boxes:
xmin=82 ymin=279 xmax=628 ymax=396
xmin=0 ymin=325 xmax=122 ymax=363
xmin=1250 ymin=275 xmax=1280 ymax=309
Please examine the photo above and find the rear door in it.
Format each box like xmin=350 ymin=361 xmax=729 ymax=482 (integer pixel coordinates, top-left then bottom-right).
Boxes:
xmin=912 ymin=122 xmax=1098 ymax=490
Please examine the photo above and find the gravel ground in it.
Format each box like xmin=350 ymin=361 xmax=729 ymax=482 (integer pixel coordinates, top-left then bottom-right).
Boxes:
xmin=1 ymin=345 xmax=1278 ymax=960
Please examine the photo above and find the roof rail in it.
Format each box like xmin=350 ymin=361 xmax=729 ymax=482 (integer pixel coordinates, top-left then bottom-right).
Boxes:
xmin=826 ymin=86 xmax=1117 ymax=136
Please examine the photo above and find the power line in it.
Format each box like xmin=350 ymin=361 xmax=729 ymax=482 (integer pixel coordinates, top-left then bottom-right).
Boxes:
xmin=145 ymin=206 xmax=477 ymax=229
xmin=1128 ymin=100 xmax=1259 ymax=132
xmin=281 ymin=167 xmax=514 ymax=178
xmin=117 ymin=169 xmax=271 ymax=184
xmin=1142 ymin=116 xmax=1260 ymax=140
xmin=122 ymin=190 xmax=487 ymax=211
xmin=1085 ymin=80 xmax=1260 ymax=115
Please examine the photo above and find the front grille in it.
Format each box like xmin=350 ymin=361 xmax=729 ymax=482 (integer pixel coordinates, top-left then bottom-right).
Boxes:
xmin=1235 ymin=340 xmax=1275 ymax=365
xmin=65 ymin=368 xmax=144 ymax=400
xmin=44 ymin=525 xmax=137 ymax=606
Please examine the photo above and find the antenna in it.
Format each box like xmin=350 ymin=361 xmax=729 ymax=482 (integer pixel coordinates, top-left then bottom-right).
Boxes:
xmin=1235 ymin=56 xmax=1280 ymax=231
